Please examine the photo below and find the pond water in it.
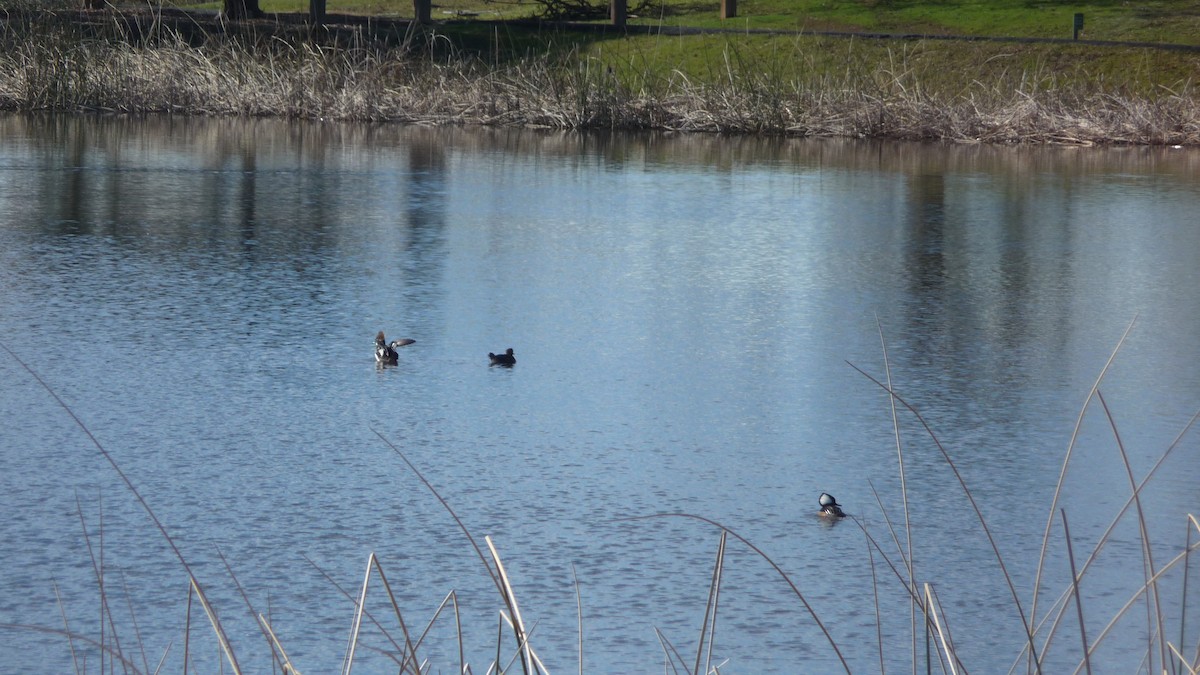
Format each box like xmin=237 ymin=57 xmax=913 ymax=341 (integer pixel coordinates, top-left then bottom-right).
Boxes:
xmin=0 ymin=115 xmax=1198 ymax=674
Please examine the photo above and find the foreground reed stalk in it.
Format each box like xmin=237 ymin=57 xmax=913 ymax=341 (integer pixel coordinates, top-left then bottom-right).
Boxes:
xmin=2 ymin=319 xmax=1197 ymax=672
xmin=2 ymin=9 xmax=1198 ymax=144
xmin=852 ymin=324 xmax=1200 ymax=674
xmin=0 ymin=342 xmax=243 ymax=674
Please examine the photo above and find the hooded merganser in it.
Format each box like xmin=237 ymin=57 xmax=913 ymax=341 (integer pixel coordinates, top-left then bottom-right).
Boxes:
xmin=819 ymin=492 xmax=846 ymax=518
xmin=375 ymin=331 xmax=415 ymax=365
xmin=488 ymin=348 xmax=516 ymax=367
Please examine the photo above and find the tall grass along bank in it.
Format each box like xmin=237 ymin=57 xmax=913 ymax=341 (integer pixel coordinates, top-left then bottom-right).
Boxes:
xmin=2 ymin=7 xmax=1199 ymax=144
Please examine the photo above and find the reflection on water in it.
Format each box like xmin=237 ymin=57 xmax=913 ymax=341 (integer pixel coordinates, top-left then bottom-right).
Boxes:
xmin=1 ymin=114 xmax=1198 ymax=673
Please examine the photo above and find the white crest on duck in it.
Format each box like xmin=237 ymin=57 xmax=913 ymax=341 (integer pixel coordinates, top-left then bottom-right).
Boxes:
xmin=819 ymin=492 xmax=846 ymax=518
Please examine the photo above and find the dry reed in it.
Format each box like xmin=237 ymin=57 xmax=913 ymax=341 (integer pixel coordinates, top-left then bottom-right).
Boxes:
xmin=848 ymin=321 xmax=1200 ymax=675
xmin=2 ymin=8 xmax=1199 ymax=144
xmin=1 ymin=315 xmax=1197 ymax=673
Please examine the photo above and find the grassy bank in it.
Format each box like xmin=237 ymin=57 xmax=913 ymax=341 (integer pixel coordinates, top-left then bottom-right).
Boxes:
xmin=213 ymin=0 xmax=1200 ymax=43
xmin=1 ymin=3 xmax=1199 ymax=142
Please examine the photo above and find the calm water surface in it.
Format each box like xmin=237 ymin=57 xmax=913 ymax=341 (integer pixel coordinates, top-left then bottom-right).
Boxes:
xmin=1 ymin=115 xmax=1198 ymax=673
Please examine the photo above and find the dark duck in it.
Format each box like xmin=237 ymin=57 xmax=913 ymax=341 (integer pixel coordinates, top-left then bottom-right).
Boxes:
xmin=488 ymin=348 xmax=516 ymax=367
xmin=375 ymin=331 xmax=415 ymax=365
xmin=819 ymin=492 xmax=846 ymax=518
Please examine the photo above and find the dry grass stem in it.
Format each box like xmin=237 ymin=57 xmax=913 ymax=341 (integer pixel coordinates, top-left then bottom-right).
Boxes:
xmin=1059 ymin=510 xmax=1093 ymax=675
xmin=453 ymin=591 xmax=466 ymax=675
xmin=1029 ymin=317 xmax=1137 ymax=640
xmin=865 ymin=524 xmax=886 ymax=675
xmin=257 ymin=613 xmax=301 ymax=674
xmin=188 ymin=577 xmax=241 ymax=674
xmin=1166 ymin=641 xmax=1197 ymax=675
xmin=2 ymin=12 xmax=1198 ymax=144
xmin=695 ymin=530 xmax=727 ymax=675
xmin=867 ymin=481 xmax=916 ymax=592
xmin=653 ymin=626 xmax=688 ymax=675
xmin=0 ymin=620 xmax=146 ymax=672
xmin=626 ymin=512 xmax=852 ymax=673
xmin=215 ymin=546 xmax=286 ymax=671
xmin=365 ymin=557 xmax=421 ymax=674
xmin=846 ymin=360 xmax=1040 ymax=669
xmin=1095 ymin=389 xmax=1168 ymax=671
xmin=485 ymin=536 xmax=544 ymax=675
xmin=1016 ymin=405 xmax=1200 ymax=671
xmin=373 ymin=430 xmax=503 ymax=594
xmin=4 ymin=319 xmax=1197 ymax=673
xmin=52 ymin=580 xmax=81 ymax=674
xmin=923 ymin=583 xmax=958 ymax=675
xmin=300 ymin=554 xmax=409 ymax=666
xmin=400 ymin=591 xmax=462 ymax=673
xmin=874 ymin=315 xmax=918 ymax=674
xmin=118 ymin=570 xmax=151 ymax=675
xmin=1187 ymin=514 xmax=1200 ymax=669
xmin=0 ymin=341 xmax=241 ymax=673
xmin=1071 ymin=538 xmax=1200 ymax=673
xmin=571 ymin=564 xmax=582 ymax=675
xmin=342 ymin=553 xmax=378 ymax=675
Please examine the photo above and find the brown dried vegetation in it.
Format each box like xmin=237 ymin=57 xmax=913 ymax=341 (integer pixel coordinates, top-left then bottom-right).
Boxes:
xmin=2 ymin=6 xmax=1198 ymax=145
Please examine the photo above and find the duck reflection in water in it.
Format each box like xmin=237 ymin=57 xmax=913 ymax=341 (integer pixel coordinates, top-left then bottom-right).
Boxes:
xmin=376 ymin=331 xmax=415 ymax=366
xmin=488 ymin=348 xmax=516 ymax=367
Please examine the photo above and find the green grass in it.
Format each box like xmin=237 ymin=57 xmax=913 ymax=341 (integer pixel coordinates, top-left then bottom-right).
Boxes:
xmin=4 ymin=0 xmax=1192 ymax=141
xmin=425 ymin=24 xmax=1199 ymax=99
xmin=156 ymin=0 xmax=1200 ymax=99
xmin=182 ymin=0 xmax=1200 ymax=43
xmin=6 ymin=4 xmax=1199 ymax=142
xmin=580 ymin=32 xmax=1200 ymax=98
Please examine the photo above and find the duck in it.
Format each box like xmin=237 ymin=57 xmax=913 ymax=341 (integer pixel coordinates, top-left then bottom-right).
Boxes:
xmin=375 ymin=331 xmax=415 ymax=365
xmin=818 ymin=492 xmax=846 ymax=518
xmin=488 ymin=348 xmax=516 ymax=367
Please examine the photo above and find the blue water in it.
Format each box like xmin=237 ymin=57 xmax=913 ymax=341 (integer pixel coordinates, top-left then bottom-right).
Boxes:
xmin=1 ymin=116 xmax=1198 ymax=673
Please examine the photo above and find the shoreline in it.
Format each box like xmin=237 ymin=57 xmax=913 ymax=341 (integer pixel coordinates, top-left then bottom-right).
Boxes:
xmin=2 ymin=7 xmax=1198 ymax=145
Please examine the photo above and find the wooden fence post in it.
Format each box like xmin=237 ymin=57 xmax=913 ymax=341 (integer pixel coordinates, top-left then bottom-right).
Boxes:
xmin=720 ymin=0 xmax=736 ymax=19
xmin=611 ymin=0 xmax=626 ymax=27
xmin=415 ymin=0 xmax=432 ymax=23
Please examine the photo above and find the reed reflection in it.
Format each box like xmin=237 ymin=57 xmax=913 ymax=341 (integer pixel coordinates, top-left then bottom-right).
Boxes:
xmin=394 ymin=131 xmax=449 ymax=322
